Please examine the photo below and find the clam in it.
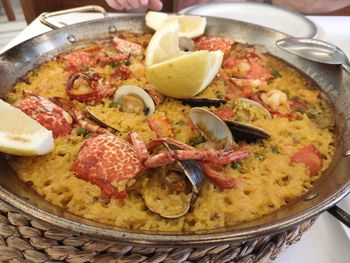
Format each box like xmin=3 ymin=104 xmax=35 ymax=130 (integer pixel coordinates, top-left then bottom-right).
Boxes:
xmin=235 ymin=98 xmax=271 ymax=120
xmin=190 ymin=106 xmax=271 ymax=143
xmin=113 ymin=85 xmax=155 ymax=116
xmin=190 ymin=107 xmax=234 ymax=148
xmin=181 ymin=98 xmax=226 ymax=107
xmin=143 ymin=143 xmax=204 ymax=219
xmin=179 ymin=37 xmax=195 ymax=52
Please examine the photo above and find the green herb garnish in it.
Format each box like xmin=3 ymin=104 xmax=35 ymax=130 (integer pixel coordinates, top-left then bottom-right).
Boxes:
xmin=176 ymin=120 xmax=185 ymax=126
xmin=254 ymin=152 xmax=264 ymax=160
xmin=231 ymin=162 xmax=241 ymax=169
xmin=271 ymin=70 xmax=281 ymax=78
xmin=271 ymin=145 xmax=280 ymax=154
xmin=76 ymin=128 xmax=89 ymax=138
xmin=110 ymin=101 xmax=119 ymax=108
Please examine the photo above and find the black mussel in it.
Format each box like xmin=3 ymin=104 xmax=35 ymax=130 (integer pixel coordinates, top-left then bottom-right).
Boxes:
xmin=225 ymin=120 xmax=270 ymax=142
xmin=181 ymin=98 xmax=226 ymax=107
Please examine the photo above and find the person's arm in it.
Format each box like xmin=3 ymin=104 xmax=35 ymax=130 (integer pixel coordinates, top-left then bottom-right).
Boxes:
xmin=105 ymin=0 xmax=163 ymax=11
xmin=268 ymin=0 xmax=350 ymax=14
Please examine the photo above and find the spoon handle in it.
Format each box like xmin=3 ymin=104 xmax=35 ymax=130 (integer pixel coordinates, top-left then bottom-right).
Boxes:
xmin=342 ymin=63 xmax=350 ymax=75
xmin=327 ymin=205 xmax=350 ymax=228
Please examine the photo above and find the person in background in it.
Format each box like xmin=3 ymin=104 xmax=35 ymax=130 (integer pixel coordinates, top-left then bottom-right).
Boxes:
xmin=105 ymin=0 xmax=350 ymax=14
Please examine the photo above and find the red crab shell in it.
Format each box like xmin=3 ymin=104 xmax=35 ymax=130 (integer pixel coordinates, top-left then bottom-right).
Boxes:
xmin=71 ymin=133 xmax=142 ymax=198
xmin=15 ymin=95 xmax=73 ymax=138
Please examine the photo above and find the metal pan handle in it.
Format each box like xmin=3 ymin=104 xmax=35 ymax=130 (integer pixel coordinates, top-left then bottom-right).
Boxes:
xmin=39 ymin=5 xmax=108 ymax=30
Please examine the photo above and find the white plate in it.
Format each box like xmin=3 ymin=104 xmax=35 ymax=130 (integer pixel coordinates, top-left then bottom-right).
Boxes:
xmin=179 ymin=2 xmax=318 ymax=38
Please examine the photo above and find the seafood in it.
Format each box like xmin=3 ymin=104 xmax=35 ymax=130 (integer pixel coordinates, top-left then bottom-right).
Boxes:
xmin=195 ymin=36 xmax=234 ymax=57
xmin=147 ymin=137 xmax=249 ymax=189
xmin=113 ymin=85 xmax=155 ymax=116
xmin=112 ymin=37 xmax=144 ymax=55
xmin=63 ymin=51 xmax=96 ymax=71
xmin=179 ymin=37 xmax=195 ymax=51
xmin=51 ymin=97 xmax=109 ymax=134
xmin=144 ymin=84 xmax=165 ymax=105
xmin=260 ymin=89 xmax=288 ymax=111
xmin=72 ymin=132 xmax=249 ymax=200
xmin=6 ymin=29 xmax=336 ymax=231
xmin=15 ymin=96 xmax=73 ymax=138
xmin=190 ymin=107 xmax=234 ymax=149
xmin=188 ymin=99 xmax=271 ymax=142
xmin=66 ymin=72 xmax=115 ymax=103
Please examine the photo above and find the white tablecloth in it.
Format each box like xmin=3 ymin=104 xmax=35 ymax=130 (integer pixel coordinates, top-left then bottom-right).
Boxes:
xmin=1 ymin=12 xmax=350 ymax=263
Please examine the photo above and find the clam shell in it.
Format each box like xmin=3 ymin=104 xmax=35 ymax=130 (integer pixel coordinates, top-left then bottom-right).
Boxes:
xmin=179 ymin=37 xmax=195 ymax=52
xmin=143 ymin=142 xmax=204 ymax=219
xmin=190 ymin=107 xmax=234 ymax=148
xmin=113 ymin=85 xmax=155 ymax=116
xmin=236 ymin=98 xmax=271 ymax=119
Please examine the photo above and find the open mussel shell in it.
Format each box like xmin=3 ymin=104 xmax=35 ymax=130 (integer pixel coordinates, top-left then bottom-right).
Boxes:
xmin=113 ymin=85 xmax=155 ymax=116
xmin=225 ymin=120 xmax=270 ymax=141
xmin=236 ymin=98 xmax=271 ymax=119
xmin=143 ymin=143 xmax=204 ymax=219
xmin=190 ymin=107 xmax=234 ymax=148
xmin=143 ymin=187 xmax=197 ymax=219
xmin=181 ymin=98 xmax=226 ymax=107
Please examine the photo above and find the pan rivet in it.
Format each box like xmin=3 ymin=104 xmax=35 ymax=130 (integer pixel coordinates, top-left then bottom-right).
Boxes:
xmin=67 ymin=35 xmax=76 ymax=43
xmin=304 ymin=193 xmax=318 ymax=201
xmin=109 ymin=25 xmax=117 ymax=33
xmin=344 ymin=149 xmax=350 ymax=156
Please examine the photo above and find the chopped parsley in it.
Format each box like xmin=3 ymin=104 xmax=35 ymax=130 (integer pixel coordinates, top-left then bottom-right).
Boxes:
xmin=271 ymin=70 xmax=281 ymax=78
xmin=76 ymin=128 xmax=89 ymax=138
xmin=254 ymin=152 xmax=264 ymax=160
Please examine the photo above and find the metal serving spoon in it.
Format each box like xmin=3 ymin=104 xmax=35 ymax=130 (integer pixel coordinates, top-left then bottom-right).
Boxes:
xmin=277 ymin=37 xmax=350 ymax=228
xmin=276 ymin=38 xmax=350 ymax=75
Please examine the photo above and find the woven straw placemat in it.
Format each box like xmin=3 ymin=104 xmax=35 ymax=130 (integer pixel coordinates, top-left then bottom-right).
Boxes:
xmin=0 ymin=200 xmax=315 ymax=263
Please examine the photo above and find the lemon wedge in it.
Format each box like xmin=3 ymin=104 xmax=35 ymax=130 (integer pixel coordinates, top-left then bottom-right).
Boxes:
xmin=145 ymin=11 xmax=206 ymax=38
xmin=145 ymin=19 xmax=180 ymax=66
xmin=0 ymin=99 xmax=54 ymax=156
xmin=147 ymin=50 xmax=223 ymax=98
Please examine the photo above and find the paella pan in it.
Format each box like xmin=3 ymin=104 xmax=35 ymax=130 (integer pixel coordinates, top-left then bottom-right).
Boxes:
xmin=0 ymin=6 xmax=349 ymax=246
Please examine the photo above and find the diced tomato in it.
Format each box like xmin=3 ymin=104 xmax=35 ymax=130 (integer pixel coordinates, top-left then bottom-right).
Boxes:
xmin=147 ymin=112 xmax=174 ymax=138
xmin=213 ymin=108 xmax=235 ymax=120
xmin=224 ymin=56 xmax=237 ymax=68
xmin=195 ymin=36 xmax=234 ymax=57
xmin=246 ymin=57 xmax=273 ymax=80
xmin=271 ymin=111 xmax=292 ymax=121
xmin=116 ymin=65 xmax=132 ymax=80
xmin=290 ymin=100 xmax=309 ymax=111
xmin=291 ymin=144 xmax=323 ymax=176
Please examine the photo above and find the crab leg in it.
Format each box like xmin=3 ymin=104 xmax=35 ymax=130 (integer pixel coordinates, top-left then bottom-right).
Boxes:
xmin=70 ymin=109 xmax=110 ymax=134
xmin=201 ymin=164 xmax=239 ymax=189
xmin=129 ymin=131 xmax=149 ymax=163
xmin=147 ymin=137 xmax=195 ymax=151
xmin=51 ymin=97 xmax=109 ymax=134
xmin=144 ymin=148 xmax=249 ymax=168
